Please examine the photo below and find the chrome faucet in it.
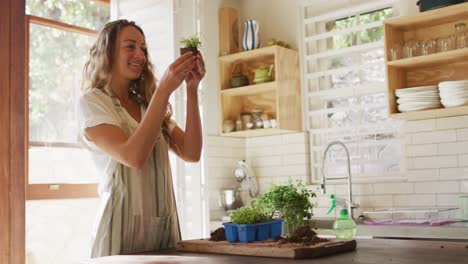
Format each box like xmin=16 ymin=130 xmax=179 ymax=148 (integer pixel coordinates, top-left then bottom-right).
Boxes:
xmin=321 ymin=141 xmax=358 ymax=219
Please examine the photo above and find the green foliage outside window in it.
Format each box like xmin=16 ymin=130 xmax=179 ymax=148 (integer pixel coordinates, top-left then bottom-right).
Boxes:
xmin=26 ymin=0 xmax=109 ymax=143
xmin=326 ymin=7 xmax=394 ymax=69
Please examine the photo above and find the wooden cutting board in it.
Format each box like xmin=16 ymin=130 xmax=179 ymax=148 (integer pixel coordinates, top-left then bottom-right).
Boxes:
xmin=176 ymin=238 xmax=356 ymax=259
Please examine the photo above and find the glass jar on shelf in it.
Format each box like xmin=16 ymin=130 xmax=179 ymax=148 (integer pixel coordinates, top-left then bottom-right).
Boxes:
xmin=436 ymin=35 xmax=456 ymax=53
xmin=419 ymin=39 xmax=436 ymax=56
xmin=454 ymin=22 xmax=467 ymax=49
xmin=403 ymin=39 xmax=419 ymax=58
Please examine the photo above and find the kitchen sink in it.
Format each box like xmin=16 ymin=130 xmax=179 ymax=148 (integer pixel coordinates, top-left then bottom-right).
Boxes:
xmin=310 ymin=217 xmax=468 ymax=241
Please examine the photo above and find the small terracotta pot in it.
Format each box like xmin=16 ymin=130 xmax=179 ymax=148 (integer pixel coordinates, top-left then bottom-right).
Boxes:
xmin=180 ymin=47 xmax=198 ymax=55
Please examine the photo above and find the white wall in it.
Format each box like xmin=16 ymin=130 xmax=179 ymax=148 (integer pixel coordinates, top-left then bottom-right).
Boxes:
xmin=204 ymin=0 xmax=468 ymax=224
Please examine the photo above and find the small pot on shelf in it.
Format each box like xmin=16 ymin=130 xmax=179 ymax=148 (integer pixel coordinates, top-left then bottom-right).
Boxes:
xmin=229 ymin=61 xmax=249 ymax=88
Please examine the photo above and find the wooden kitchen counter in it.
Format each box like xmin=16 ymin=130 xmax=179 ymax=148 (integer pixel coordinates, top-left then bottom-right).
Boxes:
xmin=83 ymin=238 xmax=468 ymax=264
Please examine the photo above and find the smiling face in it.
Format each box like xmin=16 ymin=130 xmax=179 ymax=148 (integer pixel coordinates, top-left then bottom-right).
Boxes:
xmin=112 ymin=25 xmax=147 ymax=81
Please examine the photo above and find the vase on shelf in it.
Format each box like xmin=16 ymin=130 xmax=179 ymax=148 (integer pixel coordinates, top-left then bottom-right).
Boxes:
xmin=243 ymin=20 xmax=259 ymax=51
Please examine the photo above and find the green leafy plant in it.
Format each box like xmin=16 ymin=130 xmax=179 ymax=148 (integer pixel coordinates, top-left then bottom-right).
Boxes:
xmin=230 ymin=206 xmax=269 ymax=225
xmin=180 ymin=34 xmax=202 ymax=49
xmin=253 ymin=180 xmax=317 ymax=234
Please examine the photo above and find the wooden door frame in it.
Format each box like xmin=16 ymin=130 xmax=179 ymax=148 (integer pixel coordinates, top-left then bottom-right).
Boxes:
xmin=0 ymin=0 xmax=26 ymax=263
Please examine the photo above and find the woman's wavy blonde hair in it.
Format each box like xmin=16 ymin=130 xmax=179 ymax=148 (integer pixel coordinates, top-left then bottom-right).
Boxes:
xmin=82 ymin=19 xmax=173 ymax=134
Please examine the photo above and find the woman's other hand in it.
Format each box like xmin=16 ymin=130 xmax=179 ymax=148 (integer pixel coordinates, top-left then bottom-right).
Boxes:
xmin=158 ymin=52 xmax=196 ymax=94
xmin=185 ymin=53 xmax=206 ymax=94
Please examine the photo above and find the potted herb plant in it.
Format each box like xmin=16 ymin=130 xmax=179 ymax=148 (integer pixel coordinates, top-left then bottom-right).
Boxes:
xmin=223 ymin=206 xmax=279 ymax=243
xmin=180 ymin=34 xmax=201 ymax=55
xmin=253 ymin=180 xmax=317 ymax=235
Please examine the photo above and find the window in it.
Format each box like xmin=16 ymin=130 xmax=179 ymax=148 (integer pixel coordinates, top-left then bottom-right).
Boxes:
xmin=26 ymin=0 xmax=109 ymax=199
xmin=25 ymin=2 xmax=110 ymax=263
xmin=300 ymin=0 xmax=403 ymax=182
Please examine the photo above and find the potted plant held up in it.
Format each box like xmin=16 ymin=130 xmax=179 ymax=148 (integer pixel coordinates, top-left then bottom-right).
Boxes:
xmin=180 ymin=34 xmax=202 ymax=55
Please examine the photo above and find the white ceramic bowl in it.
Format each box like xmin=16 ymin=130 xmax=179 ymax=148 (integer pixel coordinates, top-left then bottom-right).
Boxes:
xmin=441 ymin=98 xmax=468 ymax=108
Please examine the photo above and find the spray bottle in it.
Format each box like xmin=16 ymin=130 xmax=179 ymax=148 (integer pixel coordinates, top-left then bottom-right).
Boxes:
xmin=327 ymin=194 xmax=357 ymax=239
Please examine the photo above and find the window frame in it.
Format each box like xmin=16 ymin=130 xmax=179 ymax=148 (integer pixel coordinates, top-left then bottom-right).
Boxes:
xmin=26 ymin=0 xmax=109 ymax=200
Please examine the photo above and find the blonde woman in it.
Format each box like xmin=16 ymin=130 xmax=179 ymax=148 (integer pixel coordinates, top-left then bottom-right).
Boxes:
xmin=78 ymin=19 xmax=204 ymax=257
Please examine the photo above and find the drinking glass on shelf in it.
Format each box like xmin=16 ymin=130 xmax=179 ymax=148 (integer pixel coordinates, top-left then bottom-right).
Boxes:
xmin=455 ymin=22 xmax=467 ymax=49
xmin=403 ymin=39 xmax=419 ymax=58
xmin=419 ymin=39 xmax=436 ymax=56
xmin=437 ymin=36 xmax=455 ymax=52
xmin=389 ymin=45 xmax=403 ymax=61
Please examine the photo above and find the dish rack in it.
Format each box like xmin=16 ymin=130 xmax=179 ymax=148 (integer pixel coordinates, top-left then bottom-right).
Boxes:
xmin=362 ymin=208 xmax=458 ymax=226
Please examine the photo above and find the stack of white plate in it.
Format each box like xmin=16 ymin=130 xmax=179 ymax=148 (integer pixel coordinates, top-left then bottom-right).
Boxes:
xmin=395 ymin=85 xmax=441 ymax=112
xmin=439 ymin=80 xmax=468 ymax=108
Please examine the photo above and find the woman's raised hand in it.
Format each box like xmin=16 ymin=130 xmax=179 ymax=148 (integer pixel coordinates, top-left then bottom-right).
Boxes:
xmin=185 ymin=53 xmax=206 ymax=93
xmin=158 ymin=52 xmax=196 ymax=94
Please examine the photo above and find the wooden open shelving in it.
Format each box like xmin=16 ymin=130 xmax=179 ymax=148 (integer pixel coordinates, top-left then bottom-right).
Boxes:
xmin=384 ymin=2 xmax=468 ymax=120
xmin=218 ymin=45 xmax=302 ymax=137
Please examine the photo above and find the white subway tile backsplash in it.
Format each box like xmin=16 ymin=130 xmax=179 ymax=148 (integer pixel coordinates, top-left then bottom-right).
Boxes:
xmin=334 ymin=184 xmax=348 ymax=196
xmin=411 ymin=130 xmax=456 ymax=144
xmin=407 ymin=169 xmax=439 ymax=182
xmin=458 ymin=155 xmax=468 ymax=167
xmin=373 ymin=183 xmax=413 ymax=194
xmin=251 ymin=156 xmax=282 ymax=168
xmin=402 ymin=119 xmax=436 ymax=133
xmin=406 ymin=158 xmax=413 ymax=169
xmin=205 ymin=146 xmax=245 ymax=158
xmin=405 ymin=135 xmax=412 ymax=144
xmin=206 ymin=136 xmax=245 ymax=147
xmin=354 ymin=195 xmax=393 ymax=207
xmin=246 ymin=146 xmax=276 ymax=157
xmin=254 ymin=166 xmax=283 ymax=178
xmin=279 ymin=144 xmax=308 ymax=155
xmin=439 ymin=168 xmax=468 ymax=180
xmin=436 ymin=116 xmax=468 ymax=130
xmin=205 ymin=157 xmax=241 ymax=168
xmin=394 ymin=194 xmax=436 ymax=207
xmin=437 ymin=194 xmax=460 ymax=207
xmin=437 ymin=142 xmax=459 ymax=155
xmin=460 ymin=181 xmax=468 ymax=193
xmin=352 ymin=184 xmax=373 ymax=196
xmin=414 ymin=181 xmax=459 ymax=194
xmin=280 ymin=165 xmax=309 ymax=177
xmin=457 ymin=141 xmax=468 ymax=154
xmin=412 ymin=155 xmax=458 ymax=169
xmin=282 ymin=132 xmax=308 ymax=144
xmin=317 ymin=196 xmax=331 ymax=207
xmin=207 ymin=178 xmax=238 ymax=191
xmin=207 ymin=116 xmax=468 ymax=220
xmin=246 ymin=135 xmax=283 ymax=148
xmin=283 ymin=154 xmax=309 ymax=166
xmin=406 ymin=144 xmax=437 ymax=157
xmin=457 ymin=128 xmax=468 ymax=141
xmin=207 ymin=167 xmax=237 ymax=179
